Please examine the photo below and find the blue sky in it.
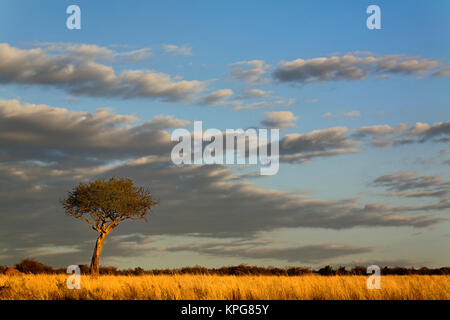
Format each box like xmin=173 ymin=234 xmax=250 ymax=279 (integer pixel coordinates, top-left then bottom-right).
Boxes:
xmin=0 ymin=1 xmax=449 ymax=269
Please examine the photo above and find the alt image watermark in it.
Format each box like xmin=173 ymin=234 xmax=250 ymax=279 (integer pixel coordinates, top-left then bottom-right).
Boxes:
xmin=66 ymin=265 xmax=81 ymax=290
xmin=366 ymin=5 xmax=381 ymax=30
xmin=171 ymin=121 xmax=280 ymax=175
xmin=366 ymin=265 xmax=381 ymax=289
xmin=66 ymin=5 xmax=81 ymax=30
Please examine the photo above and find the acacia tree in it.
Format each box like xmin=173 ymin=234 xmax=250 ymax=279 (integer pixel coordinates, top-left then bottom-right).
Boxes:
xmin=62 ymin=177 xmax=158 ymax=275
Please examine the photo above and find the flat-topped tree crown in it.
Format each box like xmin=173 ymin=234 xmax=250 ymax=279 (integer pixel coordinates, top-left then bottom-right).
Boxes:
xmin=62 ymin=177 xmax=158 ymax=274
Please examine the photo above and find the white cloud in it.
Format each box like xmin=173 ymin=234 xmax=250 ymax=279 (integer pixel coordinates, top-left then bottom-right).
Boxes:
xmin=261 ymin=111 xmax=298 ymax=128
xmin=199 ymin=89 xmax=234 ymax=106
xmin=352 ymin=122 xmax=450 ymax=147
xmin=229 ymin=60 xmax=270 ymax=84
xmin=0 ymin=43 xmax=205 ymax=102
xmin=273 ymin=54 xmax=442 ymax=84
xmin=243 ymin=89 xmax=269 ymax=98
xmin=163 ymin=44 xmax=193 ymax=56
xmin=344 ymin=110 xmax=361 ymax=117
xmin=233 ymin=98 xmax=294 ymax=111
xmin=36 ymin=42 xmax=153 ymax=63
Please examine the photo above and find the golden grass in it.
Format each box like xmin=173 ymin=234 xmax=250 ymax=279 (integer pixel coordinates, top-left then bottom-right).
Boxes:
xmin=0 ymin=274 xmax=448 ymax=300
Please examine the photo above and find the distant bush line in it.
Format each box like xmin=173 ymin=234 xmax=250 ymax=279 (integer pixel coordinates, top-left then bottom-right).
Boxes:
xmin=1 ymin=259 xmax=449 ymax=276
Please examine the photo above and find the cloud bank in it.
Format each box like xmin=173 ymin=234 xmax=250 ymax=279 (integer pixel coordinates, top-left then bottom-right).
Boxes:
xmin=0 ymin=43 xmax=205 ymax=102
xmin=273 ymin=54 xmax=442 ymax=84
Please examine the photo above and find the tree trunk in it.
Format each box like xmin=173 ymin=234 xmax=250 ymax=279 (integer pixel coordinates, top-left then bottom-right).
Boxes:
xmin=90 ymin=232 xmax=107 ymax=275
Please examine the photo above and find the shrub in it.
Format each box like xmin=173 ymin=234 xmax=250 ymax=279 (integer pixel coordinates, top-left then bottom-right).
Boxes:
xmin=318 ymin=265 xmax=334 ymax=276
xmin=15 ymin=258 xmax=54 ymax=274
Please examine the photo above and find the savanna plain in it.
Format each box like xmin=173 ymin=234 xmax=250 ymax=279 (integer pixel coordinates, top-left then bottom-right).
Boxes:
xmin=0 ymin=274 xmax=449 ymax=300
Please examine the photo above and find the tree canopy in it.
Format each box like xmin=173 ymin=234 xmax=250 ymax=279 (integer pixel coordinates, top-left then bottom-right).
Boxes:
xmin=62 ymin=177 xmax=158 ymax=233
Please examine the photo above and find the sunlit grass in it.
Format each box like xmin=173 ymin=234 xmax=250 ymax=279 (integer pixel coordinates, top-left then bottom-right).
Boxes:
xmin=0 ymin=274 xmax=448 ymax=300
